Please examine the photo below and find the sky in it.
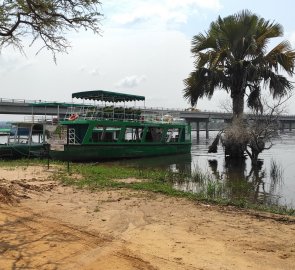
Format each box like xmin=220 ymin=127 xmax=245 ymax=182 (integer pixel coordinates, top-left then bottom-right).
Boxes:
xmin=1 ymin=0 xmax=295 ymax=119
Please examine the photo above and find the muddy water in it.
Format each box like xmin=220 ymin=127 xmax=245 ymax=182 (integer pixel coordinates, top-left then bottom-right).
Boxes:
xmin=1 ymin=129 xmax=294 ymax=208
xmin=113 ymin=131 xmax=295 ymax=209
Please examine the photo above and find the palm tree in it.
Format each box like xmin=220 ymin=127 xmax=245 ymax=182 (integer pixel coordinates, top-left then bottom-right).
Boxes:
xmin=183 ymin=10 xmax=295 ymax=119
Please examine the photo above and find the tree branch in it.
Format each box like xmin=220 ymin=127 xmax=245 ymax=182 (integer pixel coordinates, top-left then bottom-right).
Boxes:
xmin=0 ymin=0 xmax=103 ymax=59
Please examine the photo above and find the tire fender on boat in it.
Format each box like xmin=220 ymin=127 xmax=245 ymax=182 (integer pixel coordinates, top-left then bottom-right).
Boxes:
xmin=69 ymin=114 xmax=79 ymax=121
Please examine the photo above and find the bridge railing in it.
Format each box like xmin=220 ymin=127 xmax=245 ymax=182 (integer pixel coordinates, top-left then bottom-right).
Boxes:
xmin=1 ymin=98 xmax=295 ymax=119
xmin=0 ymin=98 xmax=48 ymax=104
xmin=23 ymin=115 xmax=58 ymax=123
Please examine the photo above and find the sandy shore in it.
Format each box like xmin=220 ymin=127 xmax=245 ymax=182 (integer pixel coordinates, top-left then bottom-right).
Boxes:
xmin=0 ymin=165 xmax=295 ymax=270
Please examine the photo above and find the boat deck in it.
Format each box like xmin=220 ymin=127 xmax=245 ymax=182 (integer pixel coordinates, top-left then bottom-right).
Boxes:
xmin=62 ymin=105 xmax=186 ymax=124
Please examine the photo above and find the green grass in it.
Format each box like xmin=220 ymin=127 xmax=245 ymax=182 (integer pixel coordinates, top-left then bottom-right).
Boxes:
xmin=0 ymin=158 xmax=66 ymax=168
xmin=56 ymin=162 xmax=295 ymax=216
xmin=1 ymin=159 xmax=294 ymax=216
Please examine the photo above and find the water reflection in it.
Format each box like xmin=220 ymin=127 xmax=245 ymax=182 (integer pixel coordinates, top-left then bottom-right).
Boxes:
xmin=212 ymin=158 xmax=282 ymax=206
xmin=172 ymin=157 xmax=284 ymax=207
xmin=113 ymin=153 xmax=192 ymax=174
xmin=110 ymin=131 xmax=295 ymax=208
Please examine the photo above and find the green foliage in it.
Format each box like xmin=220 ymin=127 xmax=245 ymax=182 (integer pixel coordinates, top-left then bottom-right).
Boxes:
xmin=55 ymin=162 xmax=294 ymax=216
xmin=1 ymin=159 xmax=293 ymax=216
xmin=0 ymin=0 xmax=103 ymax=59
xmin=0 ymin=158 xmax=48 ymax=167
xmin=184 ymin=10 xmax=295 ymax=117
xmin=270 ymin=159 xmax=284 ymax=185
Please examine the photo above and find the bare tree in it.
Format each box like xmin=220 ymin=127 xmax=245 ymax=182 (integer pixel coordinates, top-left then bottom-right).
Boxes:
xmin=0 ymin=0 xmax=103 ymax=60
xmin=211 ymin=94 xmax=292 ymax=165
xmin=246 ymin=95 xmax=292 ymax=166
xmin=218 ymin=97 xmax=232 ymax=113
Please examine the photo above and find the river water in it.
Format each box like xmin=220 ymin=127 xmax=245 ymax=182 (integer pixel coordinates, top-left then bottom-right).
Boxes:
xmin=113 ymin=131 xmax=295 ymax=209
xmin=1 ymin=128 xmax=294 ymax=209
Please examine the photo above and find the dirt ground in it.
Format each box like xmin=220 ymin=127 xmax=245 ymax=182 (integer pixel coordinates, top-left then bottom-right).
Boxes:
xmin=0 ymin=166 xmax=295 ymax=270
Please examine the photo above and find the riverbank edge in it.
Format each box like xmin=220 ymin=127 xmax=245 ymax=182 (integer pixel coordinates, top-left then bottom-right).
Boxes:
xmin=1 ymin=159 xmax=295 ymax=218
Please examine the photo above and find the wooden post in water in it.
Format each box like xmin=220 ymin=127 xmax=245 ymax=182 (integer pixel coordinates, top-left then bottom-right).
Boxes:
xmin=46 ymin=143 xmax=50 ymax=169
xmin=196 ymin=121 xmax=200 ymax=141
xmin=281 ymin=121 xmax=284 ymax=131
xmin=205 ymin=121 xmax=209 ymax=139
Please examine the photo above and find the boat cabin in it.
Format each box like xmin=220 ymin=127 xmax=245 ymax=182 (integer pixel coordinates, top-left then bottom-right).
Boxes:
xmin=49 ymin=90 xmax=191 ymax=161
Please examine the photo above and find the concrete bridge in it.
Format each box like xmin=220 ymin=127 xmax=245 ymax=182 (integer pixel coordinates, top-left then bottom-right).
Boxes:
xmin=0 ymin=98 xmax=70 ymax=116
xmin=1 ymin=98 xmax=295 ymax=139
xmin=180 ymin=110 xmax=295 ymax=139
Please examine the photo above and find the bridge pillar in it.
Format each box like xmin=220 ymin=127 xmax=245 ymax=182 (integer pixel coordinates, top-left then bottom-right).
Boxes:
xmin=280 ymin=121 xmax=284 ymax=131
xmin=205 ymin=121 xmax=209 ymax=139
xmin=196 ymin=121 xmax=200 ymax=141
xmin=289 ymin=122 xmax=292 ymax=131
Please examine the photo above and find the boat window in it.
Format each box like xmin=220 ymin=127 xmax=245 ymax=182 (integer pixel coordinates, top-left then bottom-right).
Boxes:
xmin=185 ymin=125 xmax=191 ymax=141
xmin=179 ymin=128 xmax=185 ymax=142
xmin=165 ymin=128 xmax=180 ymax=143
xmin=145 ymin=127 xmax=163 ymax=142
xmin=124 ymin=127 xmax=143 ymax=142
xmin=8 ymin=126 xmax=30 ymax=144
xmin=91 ymin=126 xmax=121 ymax=142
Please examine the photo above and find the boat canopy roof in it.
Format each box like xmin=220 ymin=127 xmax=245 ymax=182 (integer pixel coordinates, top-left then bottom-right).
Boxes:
xmin=72 ymin=90 xmax=145 ymax=102
xmin=29 ymin=102 xmax=94 ymax=108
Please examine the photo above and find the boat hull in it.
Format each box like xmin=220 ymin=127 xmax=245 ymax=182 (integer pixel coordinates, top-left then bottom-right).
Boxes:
xmin=0 ymin=144 xmax=46 ymax=159
xmin=49 ymin=143 xmax=191 ymax=162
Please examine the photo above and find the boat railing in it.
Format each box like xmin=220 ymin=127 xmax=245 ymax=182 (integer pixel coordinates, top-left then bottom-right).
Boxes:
xmin=23 ymin=115 xmax=59 ymax=125
xmin=62 ymin=105 xmax=186 ymax=124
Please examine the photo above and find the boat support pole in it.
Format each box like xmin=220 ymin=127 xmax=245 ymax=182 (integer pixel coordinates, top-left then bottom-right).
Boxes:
xmin=196 ymin=121 xmax=200 ymax=141
xmin=47 ymin=145 xmax=50 ymax=169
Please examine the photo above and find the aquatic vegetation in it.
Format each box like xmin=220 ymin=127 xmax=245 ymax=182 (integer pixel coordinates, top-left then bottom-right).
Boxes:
xmin=270 ymin=159 xmax=284 ymax=186
xmin=0 ymin=159 xmax=294 ymax=216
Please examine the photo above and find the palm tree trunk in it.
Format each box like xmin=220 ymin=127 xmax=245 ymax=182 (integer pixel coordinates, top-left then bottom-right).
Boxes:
xmin=223 ymin=92 xmax=247 ymax=159
xmin=232 ymin=93 xmax=244 ymax=119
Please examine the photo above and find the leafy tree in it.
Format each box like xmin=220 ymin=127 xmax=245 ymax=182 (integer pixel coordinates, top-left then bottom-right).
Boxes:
xmin=183 ymin=10 xmax=295 ymax=119
xmin=0 ymin=0 xmax=103 ymax=59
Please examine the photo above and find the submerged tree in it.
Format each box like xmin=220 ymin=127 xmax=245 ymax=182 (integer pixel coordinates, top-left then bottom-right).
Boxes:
xmin=208 ymin=94 xmax=292 ymax=163
xmin=245 ymin=95 xmax=292 ymax=165
xmin=0 ymin=0 xmax=103 ymax=59
xmin=183 ymin=10 xmax=295 ymax=119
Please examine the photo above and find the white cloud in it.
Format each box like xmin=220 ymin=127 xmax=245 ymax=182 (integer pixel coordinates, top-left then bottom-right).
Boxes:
xmin=112 ymin=4 xmax=186 ymax=25
xmin=116 ymin=75 xmax=147 ymax=88
xmin=288 ymin=31 xmax=295 ymax=48
xmin=77 ymin=65 xmax=101 ymax=76
xmin=109 ymin=0 xmax=222 ymax=29
xmin=79 ymin=65 xmax=86 ymax=72
xmin=90 ymin=68 xmax=100 ymax=76
xmin=0 ymin=51 xmax=35 ymax=74
xmin=169 ymin=0 xmax=222 ymax=10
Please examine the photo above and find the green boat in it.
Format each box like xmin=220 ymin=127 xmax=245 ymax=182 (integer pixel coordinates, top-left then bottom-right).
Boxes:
xmin=49 ymin=90 xmax=191 ymax=162
xmin=0 ymin=122 xmax=48 ymax=159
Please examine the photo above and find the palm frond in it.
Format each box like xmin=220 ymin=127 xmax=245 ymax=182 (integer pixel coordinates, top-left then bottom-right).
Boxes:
xmin=184 ymin=9 xmax=294 ymax=115
xmin=265 ymin=41 xmax=295 ymax=75
xmin=247 ymin=85 xmax=263 ymax=113
xmin=269 ymin=74 xmax=294 ymax=98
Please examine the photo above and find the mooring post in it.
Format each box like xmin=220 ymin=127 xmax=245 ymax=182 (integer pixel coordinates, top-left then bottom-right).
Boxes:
xmin=280 ymin=121 xmax=284 ymax=131
xmin=205 ymin=121 xmax=209 ymax=139
xmin=47 ymin=151 xmax=50 ymax=169
xmin=196 ymin=121 xmax=200 ymax=141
